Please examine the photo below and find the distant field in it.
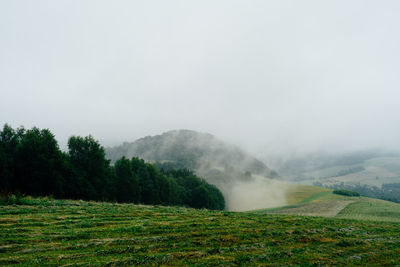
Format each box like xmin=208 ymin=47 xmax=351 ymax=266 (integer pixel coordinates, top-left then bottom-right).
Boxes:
xmin=260 ymin=186 xmax=400 ymax=222
xmin=366 ymin=157 xmax=400 ymax=174
xmin=1 ymin=198 xmax=400 ymax=266
xmin=292 ymin=156 xmax=400 ymax=187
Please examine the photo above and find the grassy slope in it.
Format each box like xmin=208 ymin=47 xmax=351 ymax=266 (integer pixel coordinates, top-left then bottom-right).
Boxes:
xmin=1 ymin=198 xmax=400 ymax=266
xmin=285 ymin=184 xmax=331 ymax=205
xmin=337 ymin=198 xmax=400 ymax=222
xmin=257 ymin=184 xmax=400 ymax=222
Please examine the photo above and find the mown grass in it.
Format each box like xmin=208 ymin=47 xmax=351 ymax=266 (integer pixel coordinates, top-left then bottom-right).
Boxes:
xmin=285 ymin=185 xmax=330 ymax=205
xmin=337 ymin=198 xmax=400 ymax=222
xmin=1 ymin=198 xmax=400 ymax=266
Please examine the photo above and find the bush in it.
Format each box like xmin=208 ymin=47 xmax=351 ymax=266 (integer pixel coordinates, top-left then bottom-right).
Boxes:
xmin=333 ymin=189 xmax=360 ymax=197
xmin=0 ymin=193 xmax=29 ymax=205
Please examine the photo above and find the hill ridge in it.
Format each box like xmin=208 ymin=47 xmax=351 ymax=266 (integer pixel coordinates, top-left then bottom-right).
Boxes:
xmin=106 ymin=129 xmax=282 ymax=211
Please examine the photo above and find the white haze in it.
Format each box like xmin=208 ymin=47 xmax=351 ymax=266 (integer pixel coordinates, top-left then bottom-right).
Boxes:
xmin=1 ymin=0 xmax=400 ymax=156
xmin=226 ymin=176 xmax=289 ymax=211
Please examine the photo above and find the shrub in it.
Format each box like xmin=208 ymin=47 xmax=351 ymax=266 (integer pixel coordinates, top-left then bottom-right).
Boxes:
xmin=333 ymin=189 xmax=360 ymax=197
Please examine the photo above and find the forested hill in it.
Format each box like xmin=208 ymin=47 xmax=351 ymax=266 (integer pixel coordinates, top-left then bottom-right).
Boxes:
xmin=0 ymin=124 xmax=225 ymax=210
xmin=106 ymin=130 xmax=276 ymax=178
xmin=105 ymin=130 xmax=284 ymax=211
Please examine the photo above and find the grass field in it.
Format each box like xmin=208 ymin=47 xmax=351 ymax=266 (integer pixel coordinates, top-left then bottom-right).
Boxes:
xmin=258 ymin=186 xmax=400 ymax=222
xmin=1 ymin=197 xmax=400 ymax=266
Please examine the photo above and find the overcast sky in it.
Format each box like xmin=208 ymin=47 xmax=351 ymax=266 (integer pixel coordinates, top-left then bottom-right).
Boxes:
xmin=1 ymin=0 xmax=400 ymax=156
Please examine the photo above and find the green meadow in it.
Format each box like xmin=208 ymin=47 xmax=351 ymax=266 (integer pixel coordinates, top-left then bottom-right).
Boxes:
xmin=1 ymin=197 xmax=400 ymax=266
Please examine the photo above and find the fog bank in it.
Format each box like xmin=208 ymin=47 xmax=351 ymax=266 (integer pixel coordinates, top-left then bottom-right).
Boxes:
xmin=225 ymin=176 xmax=289 ymax=211
xmin=1 ymin=0 xmax=400 ymax=155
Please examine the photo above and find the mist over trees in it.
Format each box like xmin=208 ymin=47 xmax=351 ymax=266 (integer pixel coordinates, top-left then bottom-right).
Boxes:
xmin=0 ymin=124 xmax=225 ymax=210
xmin=106 ymin=130 xmax=287 ymax=211
xmin=105 ymin=129 xmax=276 ymax=178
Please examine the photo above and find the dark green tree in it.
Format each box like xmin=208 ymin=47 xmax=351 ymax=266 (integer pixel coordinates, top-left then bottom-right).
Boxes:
xmin=14 ymin=127 xmax=65 ymax=197
xmin=0 ymin=144 xmax=7 ymax=192
xmin=0 ymin=124 xmax=24 ymax=192
xmin=190 ymin=184 xmax=211 ymax=209
xmin=67 ymin=135 xmax=111 ymax=200
xmin=161 ymin=168 xmax=225 ymax=210
xmin=114 ymin=157 xmax=140 ymax=203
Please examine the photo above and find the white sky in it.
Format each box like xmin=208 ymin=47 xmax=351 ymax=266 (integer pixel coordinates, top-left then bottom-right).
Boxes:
xmin=1 ymin=0 xmax=400 ymax=155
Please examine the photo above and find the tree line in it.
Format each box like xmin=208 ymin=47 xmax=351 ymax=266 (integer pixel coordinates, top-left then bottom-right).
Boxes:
xmin=0 ymin=124 xmax=225 ymax=210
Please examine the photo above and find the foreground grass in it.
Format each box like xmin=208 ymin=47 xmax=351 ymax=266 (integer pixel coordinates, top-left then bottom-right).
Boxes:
xmin=1 ymin=198 xmax=400 ymax=266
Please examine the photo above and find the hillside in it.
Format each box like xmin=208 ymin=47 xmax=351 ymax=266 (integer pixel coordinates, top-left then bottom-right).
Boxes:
xmin=1 ymin=197 xmax=400 ymax=266
xmin=106 ymin=130 xmax=279 ymax=211
xmin=106 ymin=130 xmax=274 ymax=176
xmin=276 ymin=150 xmax=400 ymax=187
xmin=257 ymin=185 xmax=400 ymax=222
